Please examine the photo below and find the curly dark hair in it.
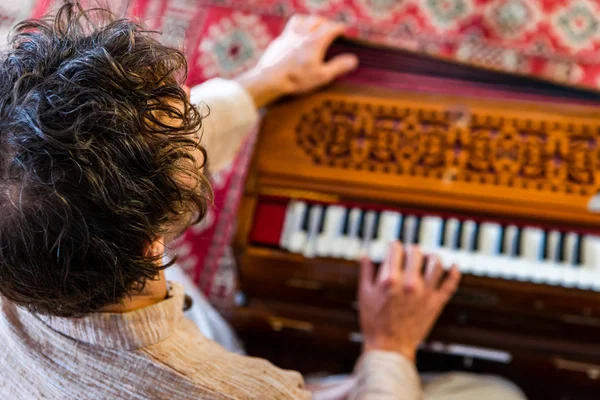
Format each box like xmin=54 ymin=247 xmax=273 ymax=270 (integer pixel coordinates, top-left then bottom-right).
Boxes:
xmin=0 ymin=2 xmax=212 ymax=317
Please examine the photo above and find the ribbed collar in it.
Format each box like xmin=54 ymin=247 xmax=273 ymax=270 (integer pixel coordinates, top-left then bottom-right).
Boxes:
xmin=34 ymin=282 xmax=185 ymax=350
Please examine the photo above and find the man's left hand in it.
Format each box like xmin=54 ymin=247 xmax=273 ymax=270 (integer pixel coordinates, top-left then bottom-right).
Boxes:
xmin=237 ymin=15 xmax=358 ymax=108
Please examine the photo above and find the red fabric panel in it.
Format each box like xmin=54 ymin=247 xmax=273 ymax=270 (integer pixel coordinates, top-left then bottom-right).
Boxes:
xmin=248 ymin=200 xmax=287 ymax=246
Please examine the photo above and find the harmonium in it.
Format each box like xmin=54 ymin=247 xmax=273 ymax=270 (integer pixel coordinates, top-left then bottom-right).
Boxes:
xmin=229 ymin=39 xmax=600 ymax=400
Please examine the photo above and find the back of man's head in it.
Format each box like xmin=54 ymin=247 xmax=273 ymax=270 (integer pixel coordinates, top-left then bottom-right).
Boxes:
xmin=0 ymin=2 xmax=210 ymax=317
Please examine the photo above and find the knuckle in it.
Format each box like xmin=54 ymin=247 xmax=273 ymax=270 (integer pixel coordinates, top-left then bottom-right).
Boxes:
xmin=381 ymin=276 xmax=400 ymax=289
xmin=404 ymin=280 xmax=423 ymax=294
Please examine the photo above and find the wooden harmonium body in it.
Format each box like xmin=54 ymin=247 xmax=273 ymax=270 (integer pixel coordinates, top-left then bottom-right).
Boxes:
xmin=231 ymin=39 xmax=600 ymax=399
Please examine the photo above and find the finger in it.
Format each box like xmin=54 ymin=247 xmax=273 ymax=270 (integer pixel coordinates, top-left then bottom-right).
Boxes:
xmin=358 ymin=255 xmax=375 ymax=292
xmin=403 ymin=245 xmax=424 ymax=290
xmin=377 ymin=241 xmax=403 ymax=285
xmin=437 ymin=264 xmax=461 ymax=302
xmin=424 ymin=254 xmax=443 ymax=289
xmin=315 ymin=20 xmax=346 ymax=42
xmin=307 ymin=15 xmax=326 ymax=32
xmin=315 ymin=22 xmax=347 ymax=59
xmin=321 ymin=53 xmax=359 ymax=82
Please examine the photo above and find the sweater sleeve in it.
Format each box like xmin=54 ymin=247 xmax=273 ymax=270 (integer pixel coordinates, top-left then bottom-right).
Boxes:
xmin=189 ymin=78 xmax=259 ymax=173
xmin=351 ymin=351 xmax=423 ymax=400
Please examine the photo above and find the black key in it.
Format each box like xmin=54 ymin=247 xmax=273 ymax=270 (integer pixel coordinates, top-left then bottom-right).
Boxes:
xmin=454 ymin=221 xmax=463 ymax=250
xmin=499 ymin=225 xmax=506 ymax=254
xmin=574 ymin=234 xmax=582 ymax=266
xmin=539 ymin=231 xmax=548 ymax=261
xmin=413 ymin=217 xmax=422 ymax=245
xmin=557 ymin=233 xmax=566 ymax=262
xmin=371 ymin=211 xmax=381 ymax=241
xmin=356 ymin=210 xmax=366 ymax=240
xmin=301 ymin=204 xmax=312 ymax=232
xmin=395 ymin=214 xmax=404 ymax=241
xmin=439 ymin=219 xmax=447 ymax=247
xmin=472 ymin=223 xmax=481 ymax=251
xmin=497 ymin=225 xmax=505 ymax=254
xmin=341 ymin=209 xmax=351 ymax=235
xmin=514 ymin=227 xmax=522 ymax=256
xmin=572 ymin=235 xmax=581 ymax=265
xmin=317 ymin=205 xmax=327 ymax=234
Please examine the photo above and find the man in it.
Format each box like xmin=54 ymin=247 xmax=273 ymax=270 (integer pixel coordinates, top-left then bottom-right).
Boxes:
xmin=0 ymin=3 xmax=525 ymax=399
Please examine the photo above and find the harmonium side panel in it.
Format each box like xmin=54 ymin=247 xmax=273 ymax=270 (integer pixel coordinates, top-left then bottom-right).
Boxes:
xmin=253 ymin=84 xmax=600 ymax=228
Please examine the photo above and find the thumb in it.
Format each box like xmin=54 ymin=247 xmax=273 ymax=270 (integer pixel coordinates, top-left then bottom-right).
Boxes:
xmin=322 ymin=53 xmax=358 ymax=82
xmin=359 ymin=255 xmax=374 ymax=292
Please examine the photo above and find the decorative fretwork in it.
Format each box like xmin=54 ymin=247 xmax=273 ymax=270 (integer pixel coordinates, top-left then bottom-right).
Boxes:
xmin=295 ymin=99 xmax=600 ymax=196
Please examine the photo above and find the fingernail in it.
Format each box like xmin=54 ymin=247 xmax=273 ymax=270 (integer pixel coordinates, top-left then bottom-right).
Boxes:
xmin=346 ymin=55 xmax=359 ymax=68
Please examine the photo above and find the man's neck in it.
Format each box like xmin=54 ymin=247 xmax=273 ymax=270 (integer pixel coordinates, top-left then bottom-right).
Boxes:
xmin=101 ymin=271 xmax=169 ymax=313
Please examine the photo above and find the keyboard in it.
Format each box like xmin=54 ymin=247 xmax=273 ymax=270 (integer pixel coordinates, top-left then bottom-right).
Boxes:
xmin=250 ymin=199 xmax=600 ymax=291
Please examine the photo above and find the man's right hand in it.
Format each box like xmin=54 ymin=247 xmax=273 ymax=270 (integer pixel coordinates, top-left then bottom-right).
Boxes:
xmin=358 ymin=242 xmax=461 ymax=362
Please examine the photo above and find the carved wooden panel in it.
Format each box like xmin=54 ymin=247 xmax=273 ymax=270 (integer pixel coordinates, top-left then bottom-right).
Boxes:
xmin=296 ymin=99 xmax=600 ymax=196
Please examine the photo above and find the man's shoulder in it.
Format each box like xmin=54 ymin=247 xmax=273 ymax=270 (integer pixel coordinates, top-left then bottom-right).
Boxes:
xmin=144 ymin=318 xmax=311 ymax=399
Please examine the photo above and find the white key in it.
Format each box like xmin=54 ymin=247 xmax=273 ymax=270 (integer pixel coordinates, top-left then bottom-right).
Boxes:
xmin=582 ymin=235 xmax=600 ymax=271
xmin=520 ymin=227 xmax=545 ymax=261
xmin=513 ymin=259 xmax=534 ymax=282
xmin=471 ymin=254 xmax=488 ymax=276
xmin=330 ymin=237 xmax=346 ymax=259
xmin=434 ymin=248 xmax=473 ymax=274
xmin=331 ymin=211 xmax=350 ymax=259
xmin=402 ymin=215 xmax=419 ymax=245
xmin=543 ymin=262 xmax=563 ymax=286
xmin=419 ymin=216 xmax=444 ymax=250
xmin=478 ymin=223 xmax=502 ymax=255
xmin=369 ymin=211 xmax=402 ymax=263
xmin=562 ymin=267 xmax=579 ymax=288
xmin=343 ymin=208 xmax=363 ymax=260
xmin=574 ymin=269 xmax=594 ymax=290
xmin=280 ymin=201 xmax=306 ymax=250
xmin=503 ymin=225 xmax=520 ymax=257
xmin=591 ymin=272 xmax=600 ymax=291
xmin=460 ymin=220 xmax=478 ymax=252
xmin=564 ymin=232 xmax=579 ymax=266
xmin=529 ymin=261 xmax=549 ymax=284
xmin=303 ymin=205 xmax=324 ymax=258
xmin=361 ymin=211 xmax=378 ymax=256
xmin=443 ymin=218 xmax=460 ymax=249
xmin=287 ymin=203 xmax=309 ymax=253
xmin=432 ymin=247 xmax=600 ymax=291
xmin=478 ymin=254 xmax=506 ymax=278
xmin=455 ymin=250 xmax=475 ymax=274
xmin=434 ymin=248 xmax=462 ymax=270
xmin=279 ymin=201 xmax=297 ymax=250
xmin=546 ymin=230 xmax=561 ymax=262
xmin=498 ymin=256 xmax=521 ymax=280
xmin=315 ymin=206 xmax=346 ymax=257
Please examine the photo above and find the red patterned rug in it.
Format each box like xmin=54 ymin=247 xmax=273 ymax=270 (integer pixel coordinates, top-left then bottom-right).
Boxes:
xmin=0 ymin=2 xmax=37 ymax=50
